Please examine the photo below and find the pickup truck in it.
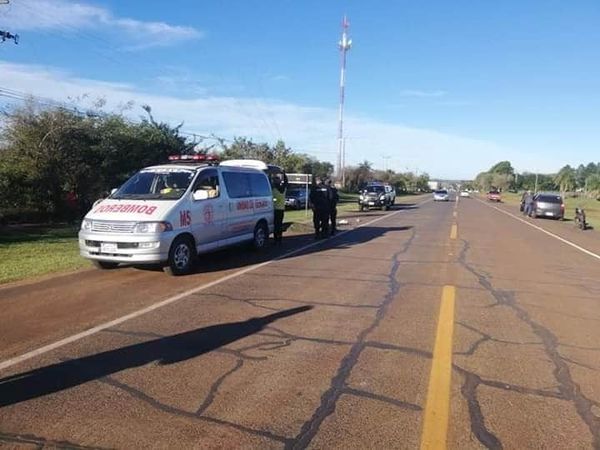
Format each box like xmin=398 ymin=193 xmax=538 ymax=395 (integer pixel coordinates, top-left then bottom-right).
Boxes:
xmin=358 ymin=183 xmax=395 ymax=211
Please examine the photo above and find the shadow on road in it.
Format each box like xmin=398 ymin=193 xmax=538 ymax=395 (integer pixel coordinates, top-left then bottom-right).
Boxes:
xmin=0 ymin=306 xmax=312 ymax=408
xmin=192 ymin=225 xmax=414 ymax=274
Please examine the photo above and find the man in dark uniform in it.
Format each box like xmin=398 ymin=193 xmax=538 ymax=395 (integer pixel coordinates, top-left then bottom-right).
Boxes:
xmin=327 ymin=179 xmax=339 ymax=235
xmin=309 ymin=178 xmax=331 ymax=239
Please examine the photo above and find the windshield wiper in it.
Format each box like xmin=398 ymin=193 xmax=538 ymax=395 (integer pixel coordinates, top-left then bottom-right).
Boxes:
xmin=110 ymin=193 xmax=138 ymax=199
xmin=112 ymin=193 xmax=162 ymax=200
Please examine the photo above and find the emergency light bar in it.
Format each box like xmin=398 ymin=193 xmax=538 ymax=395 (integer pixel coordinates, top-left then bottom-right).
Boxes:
xmin=168 ymin=154 xmax=220 ymax=163
xmin=220 ymin=159 xmax=283 ymax=175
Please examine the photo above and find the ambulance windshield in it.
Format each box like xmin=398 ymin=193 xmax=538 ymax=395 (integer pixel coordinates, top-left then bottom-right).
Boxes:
xmin=112 ymin=169 xmax=195 ymax=200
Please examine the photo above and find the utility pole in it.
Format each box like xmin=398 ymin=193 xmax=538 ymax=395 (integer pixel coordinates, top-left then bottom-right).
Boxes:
xmin=336 ymin=15 xmax=351 ymax=185
xmin=534 ymin=173 xmax=539 ymax=193
xmin=381 ymin=155 xmax=391 ymax=172
xmin=341 ymin=137 xmax=347 ymax=186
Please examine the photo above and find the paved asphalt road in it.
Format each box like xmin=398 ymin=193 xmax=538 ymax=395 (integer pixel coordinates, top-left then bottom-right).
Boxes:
xmin=1 ymin=195 xmax=600 ymax=449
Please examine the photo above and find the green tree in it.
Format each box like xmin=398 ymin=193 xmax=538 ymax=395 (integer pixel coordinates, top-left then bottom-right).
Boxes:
xmin=554 ymin=165 xmax=576 ymax=194
xmin=474 ymin=172 xmax=494 ymax=191
xmin=491 ymin=173 xmax=514 ymax=191
xmin=0 ymin=104 xmax=194 ymax=221
xmin=415 ymin=173 xmax=431 ymax=192
xmin=489 ymin=161 xmax=515 ymax=175
xmin=345 ymin=160 xmax=373 ymax=191
xmin=585 ymin=174 xmax=600 ymax=197
xmin=575 ymin=164 xmax=588 ymax=189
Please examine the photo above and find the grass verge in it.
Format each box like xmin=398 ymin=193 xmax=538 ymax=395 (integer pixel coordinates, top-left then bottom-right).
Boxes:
xmin=0 ymin=226 xmax=89 ymax=285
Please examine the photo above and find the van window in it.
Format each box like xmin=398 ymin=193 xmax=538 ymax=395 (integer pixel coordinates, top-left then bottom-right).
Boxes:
xmin=536 ymin=194 xmax=562 ymax=204
xmin=249 ymin=173 xmax=271 ymax=197
xmin=192 ymin=168 xmax=220 ymax=199
xmin=112 ymin=169 xmax=195 ymax=200
xmin=222 ymin=172 xmax=252 ymax=198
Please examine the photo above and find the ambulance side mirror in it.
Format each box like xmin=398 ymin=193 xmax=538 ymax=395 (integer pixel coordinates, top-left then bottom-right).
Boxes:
xmin=193 ymin=190 xmax=209 ymax=201
xmin=110 ymin=188 xmax=118 ymax=195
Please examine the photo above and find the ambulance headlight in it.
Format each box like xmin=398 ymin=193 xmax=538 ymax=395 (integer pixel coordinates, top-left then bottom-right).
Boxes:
xmin=134 ymin=222 xmax=173 ymax=233
xmin=81 ymin=219 xmax=92 ymax=231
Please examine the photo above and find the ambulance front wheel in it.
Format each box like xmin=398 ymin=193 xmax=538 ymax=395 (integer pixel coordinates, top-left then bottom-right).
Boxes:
xmin=164 ymin=235 xmax=196 ymax=276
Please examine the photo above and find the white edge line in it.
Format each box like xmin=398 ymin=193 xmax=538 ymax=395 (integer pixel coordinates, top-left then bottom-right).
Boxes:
xmin=476 ymin=198 xmax=600 ymax=261
xmin=0 ymin=198 xmax=431 ymax=372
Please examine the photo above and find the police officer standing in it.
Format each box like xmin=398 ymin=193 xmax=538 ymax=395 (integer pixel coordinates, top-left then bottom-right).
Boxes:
xmin=271 ymin=172 xmax=288 ymax=245
xmin=327 ymin=179 xmax=339 ymax=235
xmin=309 ymin=178 xmax=331 ymax=239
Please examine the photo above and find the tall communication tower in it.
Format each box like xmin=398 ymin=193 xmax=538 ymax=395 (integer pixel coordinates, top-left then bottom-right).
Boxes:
xmin=336 ymin=16 xmax=351 ymax=184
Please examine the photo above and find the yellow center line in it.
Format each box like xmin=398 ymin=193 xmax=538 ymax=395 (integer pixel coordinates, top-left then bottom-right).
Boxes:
xmin=420 ymin=285 xmax=456 ymax=450
xmin=450 ymin=224 xmax=458 ymax=240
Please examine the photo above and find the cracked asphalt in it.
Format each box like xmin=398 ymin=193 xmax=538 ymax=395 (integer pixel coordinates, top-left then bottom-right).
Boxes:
xmin=1 ymin=195 xmax=600 ymax=449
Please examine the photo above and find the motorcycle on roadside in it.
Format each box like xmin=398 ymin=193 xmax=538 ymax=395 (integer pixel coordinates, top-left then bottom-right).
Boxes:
xmin=574 ymin=208 xmax=587 ymax=230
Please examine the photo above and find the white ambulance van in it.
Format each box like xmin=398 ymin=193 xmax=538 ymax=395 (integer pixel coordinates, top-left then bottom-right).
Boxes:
xmin=79 ymin=156 xmax=274 ymax=275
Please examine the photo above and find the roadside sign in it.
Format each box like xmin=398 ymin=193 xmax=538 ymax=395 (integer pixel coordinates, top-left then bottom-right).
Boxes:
xmin=287 ymin=173 xmax=312 ymax=184
xmin=286 ymin=173 xmax=312 ymax=216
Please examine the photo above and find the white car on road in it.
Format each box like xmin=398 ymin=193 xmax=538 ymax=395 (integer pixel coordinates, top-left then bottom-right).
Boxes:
xmin=433 ymin=189 xmax=450 ymax=201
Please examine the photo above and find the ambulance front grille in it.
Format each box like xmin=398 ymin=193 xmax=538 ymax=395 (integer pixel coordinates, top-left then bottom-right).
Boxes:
xmin=91 ymin=220 xmax=136 ymax=233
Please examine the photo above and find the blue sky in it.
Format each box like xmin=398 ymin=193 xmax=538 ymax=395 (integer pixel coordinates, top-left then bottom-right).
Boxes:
xmin=0 ymin=0 xmax=599 ymax=178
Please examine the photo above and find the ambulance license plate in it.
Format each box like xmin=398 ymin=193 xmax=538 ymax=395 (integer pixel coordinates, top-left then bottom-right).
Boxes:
xmin=101 ymin=242 xmax=118 ymax=253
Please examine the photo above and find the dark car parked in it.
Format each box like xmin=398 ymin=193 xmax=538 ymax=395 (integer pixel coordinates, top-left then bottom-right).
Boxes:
xmin=530 ymin=193 xmax=564 ymax=220
xmin=285 ymin=188 xmax=308 ymax=209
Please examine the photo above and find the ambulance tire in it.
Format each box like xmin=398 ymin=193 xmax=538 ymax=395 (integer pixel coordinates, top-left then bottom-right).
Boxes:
xmin=92 ymin=260 xmax=119 ymax=270
xmin=252 ymin=221 xmax=268 ymax=251
xmin=164 ymin=235 xmax=196 ymax=276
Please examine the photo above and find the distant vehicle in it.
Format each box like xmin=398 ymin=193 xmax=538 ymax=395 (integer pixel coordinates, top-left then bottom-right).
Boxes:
xmin=285 ymin=188 xmax=308 ymax=209
xmin=487 ymin=190 xmax=501 ymax=202
xmin=358 ymin=183 xmax=393 ymax=211
xmin=530 ymin=193 xmax=564 ymax=220
xmin=433 ymin=189 xmax=449 ymax=201
xmin=459 ymin=191 xmax=470 ymax=198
